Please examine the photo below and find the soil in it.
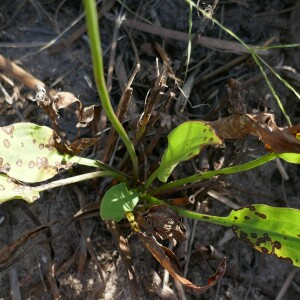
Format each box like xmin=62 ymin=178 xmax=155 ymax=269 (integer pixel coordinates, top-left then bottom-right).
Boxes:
xmin=0 ymin=0 xmax=300 ymax=299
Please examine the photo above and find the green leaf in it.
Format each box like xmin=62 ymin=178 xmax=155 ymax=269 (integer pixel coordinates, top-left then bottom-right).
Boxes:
xmin=100 ymin=183 xmax=139 ymax=221
xmin=277 ymin=153 xmax=300 ymax=164
xmin=228 ymin=205 xmax=300 ymax=267
xmin=145 ymin=196 xmax=300 ymax=267
xmin=157 ymin=121 xmax=222 ymax=182
xmin=0 ymin=123 xmax=71 ymax=183
xmin=0 ymin=174 xmax=40 ymax=203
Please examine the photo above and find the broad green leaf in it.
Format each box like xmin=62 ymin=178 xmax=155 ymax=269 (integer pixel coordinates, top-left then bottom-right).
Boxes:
xmin=0 ymin=123 xmax=71 ymax=183
xmin=277 ymin=153 xmax=300 ymax=164
xmin=157 ymin=121 xmax=222 ymax=182
xmin=227 ymin=205 xmax=300 ymax=267
xmin=0 ymin=174 xmax=40 ymax=203
xmin=100 ymin=183 xmax=139 ymax=222
xmin=144 ymin=198 xmax=300 ymax=267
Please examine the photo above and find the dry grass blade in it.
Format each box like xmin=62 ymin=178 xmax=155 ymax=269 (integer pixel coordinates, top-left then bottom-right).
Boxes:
xmin=135 ymin=64 xmax=168 ymax=141
xmin=102 ymin=64 xmax=140 ymax=163
xmin=0 ymin=224 xmax=52 ymax=265
xmin=139 ymin=232 xmax=226 ymax=295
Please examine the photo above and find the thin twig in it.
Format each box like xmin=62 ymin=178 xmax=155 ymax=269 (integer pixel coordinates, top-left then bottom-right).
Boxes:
xmin=105 ymin=15 xmax=269 ymax=56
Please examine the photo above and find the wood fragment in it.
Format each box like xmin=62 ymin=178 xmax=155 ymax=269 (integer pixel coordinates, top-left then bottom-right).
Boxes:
xmin=207 ymin=190 xmax=240 ymax=209
xmin=105 ymin=15 xmax=269 ymax=56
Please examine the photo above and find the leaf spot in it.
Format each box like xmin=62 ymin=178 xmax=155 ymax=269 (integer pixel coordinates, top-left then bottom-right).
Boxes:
xmin=2 ymin=163 xmax=10 ymax=172
xmin=0 ymin=184 xmax=5 ymax=190
xmin=273 ymin=241 xmax=282 ymax=249
xmin=231 ymin=225 xmax=238 ymax=232
xmin=16 ymin=159 xmax=23 ymax=167
xmin=28 ymin=161 xmax=35 ymax=168
xmin=2 ymin=125 xmax=14 ymax=137
xmin=255 ymin=212 xmax=267 ymax=219
xmin=3 ymin=139 xmax=10 ymax=148
xmin=240 ymin=231 xmax=248 ymax=239
xmin=248 ymin=205 xmax=256 ymax=211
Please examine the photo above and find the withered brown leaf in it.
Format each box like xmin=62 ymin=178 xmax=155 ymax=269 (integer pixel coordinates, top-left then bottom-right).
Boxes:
xmin=138 ymin=232 xmax=226 ymax=294
xmin=134 ymin=205 xmax=186 ymax=243
xmin=209 ymin=113 xmax=300 ymax=153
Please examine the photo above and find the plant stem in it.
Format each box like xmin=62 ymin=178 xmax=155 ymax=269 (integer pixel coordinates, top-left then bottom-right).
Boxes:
xmin=68 ymin=156 xmax=130 ymax=180
xmin=144 ymin=195 xmax=231 ymax=227
xmin=33 ymin=171 xmax=115 ymax=193
xmin=148 ymin=153 xmax=277 ymax=195
xmin=83 ymin=0 xmax=139 ymax=182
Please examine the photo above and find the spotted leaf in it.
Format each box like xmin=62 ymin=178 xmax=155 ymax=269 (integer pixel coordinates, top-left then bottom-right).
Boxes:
xmin=228 ymin=204 xmax=300 ymax=267
xmin=156 ymin=121 xmax=222 ymax=182
xmin=0 ymin=174 xmax=40 ymax=203
xmin=0 ymin=123 xmax=72 ymax=183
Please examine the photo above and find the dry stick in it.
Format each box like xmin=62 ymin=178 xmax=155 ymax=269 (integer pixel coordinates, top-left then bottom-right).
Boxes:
xmin=275 ymin=269 xmax=298 ymax=300
xmin=207 ymin=190 xmax=240 ymax=209
xmin=183 ymin=201 xmax=201 ymax=278
xmin=0 ymin=55 xmax=56 ymax=98
xmin=115 ymin=56 xmax=138 ymax=117
xmin=104 ymin=16 xmax=269 ymax=56
xmin=102 ymin=64 xmax=139 ymax=163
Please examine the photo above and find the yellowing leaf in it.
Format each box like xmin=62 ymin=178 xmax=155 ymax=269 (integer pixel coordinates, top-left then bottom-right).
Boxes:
xmin=0 ymin=123 xmax=72 ymax=183
xmin=0 ymin=174 xmax=40 ymax=203
xmin=228 ymin=205 xmax=300 ymax=266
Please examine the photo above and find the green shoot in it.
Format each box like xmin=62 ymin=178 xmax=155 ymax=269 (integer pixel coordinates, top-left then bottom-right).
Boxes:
xmin=83 ymin=0 xmax=139 ymax=182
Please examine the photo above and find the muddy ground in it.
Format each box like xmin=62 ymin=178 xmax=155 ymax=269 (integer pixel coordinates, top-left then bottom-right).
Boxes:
xmin=0 ymin=0 xmax=300 ymax=299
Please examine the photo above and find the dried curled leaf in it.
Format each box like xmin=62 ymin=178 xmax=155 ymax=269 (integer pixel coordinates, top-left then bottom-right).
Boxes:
xmin=0 ymin=223 xmax=53 ymax=265
xmin=209 ymin=113 xmax=300 ymax=153
xmin=134 ymin=205 xmax=186 ymax=243
xmin=127 ymin=206 xmax=226 ymax=295
xmin=139 ymin=232 xmax=226 ymax=294
xmin=38 ymin=91 xmax=101 ymax=155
